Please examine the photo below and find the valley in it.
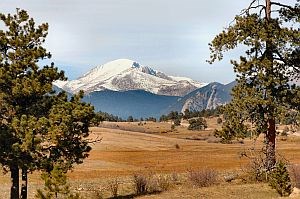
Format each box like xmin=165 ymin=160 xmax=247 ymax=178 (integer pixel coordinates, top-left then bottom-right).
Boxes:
xmin=1 ymin=119 xmax=299 ymax=199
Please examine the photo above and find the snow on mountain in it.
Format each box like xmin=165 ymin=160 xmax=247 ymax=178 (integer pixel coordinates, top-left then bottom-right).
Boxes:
xmin=54 ymin=80 xmax=68 ymax=88
xmin=169 ymin=76 xmax=208 ymax=88
xmin=54 ymin=59 xmax=206 ymax=96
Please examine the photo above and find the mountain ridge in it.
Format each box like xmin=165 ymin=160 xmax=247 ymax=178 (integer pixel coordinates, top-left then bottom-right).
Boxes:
xmin=85 ymin=81 xmax=235 ymax=119
xmin=54 ymin=59 xmax=207 ymax=96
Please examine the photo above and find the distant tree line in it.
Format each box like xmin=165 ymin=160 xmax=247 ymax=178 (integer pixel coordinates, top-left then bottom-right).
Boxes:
xmin=91 ymin=112 xmax=159 ymax=125
xmin=159 ymin=106 xmax=224 ymax=123
xmin=182 ymin=106 xmax=224 ymax=119
xmin=158 ymin=107 xmax=224 ymax=131
xmin=91 ymin=111 xmax=123 ymax=124
xmin=92 ymin=106 xmax=225 ymax=127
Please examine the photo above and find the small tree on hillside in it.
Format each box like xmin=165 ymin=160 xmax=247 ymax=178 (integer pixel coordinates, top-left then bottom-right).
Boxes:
xmin=36 ymin=165 xmax=80 ymax=199
xmin=188 ymin=118 xmax=207 ymax=131
xmin=209 ymin=0 xmax=300 ymax=170
xmin=127 ymin=115 xmax=134 ymax=122
xmin=159 ymin=114 xmax=168 ymax=122
xmin=168 ymin=111 xmax=181 ymax=126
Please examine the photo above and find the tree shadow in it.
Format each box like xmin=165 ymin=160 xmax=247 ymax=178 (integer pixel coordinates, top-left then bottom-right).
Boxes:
xmin=107 ymin=193 xmax=136 ymax=199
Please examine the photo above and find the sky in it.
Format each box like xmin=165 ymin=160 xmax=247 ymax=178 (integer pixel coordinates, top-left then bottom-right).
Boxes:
xmin=0 ymin=0 xmax=296 ymax=83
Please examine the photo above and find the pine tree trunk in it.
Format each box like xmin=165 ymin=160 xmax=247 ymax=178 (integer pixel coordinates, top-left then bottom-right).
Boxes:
xmin=20 ymin=167 xmax=28 ymax=199
xmin=266 ymin=0 xmax=271 ymax=20
xmin=10 ymin=164 xmax=19 ymax=199
xmin=266 ymin=118 xmax=276 ymax=170
xmin=264 ymin=0 xmax=276 ymax=171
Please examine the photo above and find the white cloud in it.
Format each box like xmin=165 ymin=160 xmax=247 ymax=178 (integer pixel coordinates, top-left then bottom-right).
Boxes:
xmin=0 ymin=0 xmax=297 ymax=83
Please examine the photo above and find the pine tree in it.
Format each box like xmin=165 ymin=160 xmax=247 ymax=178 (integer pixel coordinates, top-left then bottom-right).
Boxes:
xmin=188 ymin=118 xmax=207 ymax=131
xmin=36 ymin=165 xmax=81 ymax=199
xmin=269 ymin=161 xmax=292 ymax=196
xmin=209 ymin=0 xmax=300 ymax=170
xmin=0 ymin=9 xmax=95 ymax=199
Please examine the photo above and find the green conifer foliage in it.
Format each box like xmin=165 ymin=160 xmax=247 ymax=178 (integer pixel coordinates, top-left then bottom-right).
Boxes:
xmin=209 ymin=0 xmax=300 ymax=170
xmin=188 ymin=118 xmax=207 ymax=131
xmin=36 ymin=165 xmax=81 ymax=199
xmin=0 ymin=9 xmax=95 ymax=199
xmin=269 ymin=161 xmax=292 ymax=197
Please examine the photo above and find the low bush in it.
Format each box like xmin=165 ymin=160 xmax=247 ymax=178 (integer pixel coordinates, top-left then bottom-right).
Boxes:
xmin=291 ymin=164 xmax=300 ymax=188
xmin=132 ymin=172 xmax=174 ymax=195
xmin=239 ymin=149 xmax=270 ymax=183
xmin=217 ymin=117 xmax=223 ymax=124
xmin=188 ymin=168 xmax=218 ymax=187
xmin=148 ymin=174 xmax=172 ymax=193
xmin=107 ymin=178 xmax=120 ymax=198
xmin=132 ymin=173 xmax=149 ymax=195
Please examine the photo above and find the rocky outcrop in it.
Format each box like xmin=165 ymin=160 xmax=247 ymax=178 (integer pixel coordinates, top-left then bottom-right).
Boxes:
xmin=177 ymin=82 xmax=235 ymax=112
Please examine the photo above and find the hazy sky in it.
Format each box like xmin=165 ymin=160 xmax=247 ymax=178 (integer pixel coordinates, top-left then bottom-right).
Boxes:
xmin=0 ymin=1 xmax=296 ymax=83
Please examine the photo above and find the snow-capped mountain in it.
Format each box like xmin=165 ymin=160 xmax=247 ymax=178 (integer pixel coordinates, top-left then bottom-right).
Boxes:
xmin=54 ymin=59 xmax=207 ymax=96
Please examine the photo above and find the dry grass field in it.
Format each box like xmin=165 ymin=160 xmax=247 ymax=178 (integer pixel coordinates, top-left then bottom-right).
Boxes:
xmin=0 ymin=118 xmax=299 ymax=198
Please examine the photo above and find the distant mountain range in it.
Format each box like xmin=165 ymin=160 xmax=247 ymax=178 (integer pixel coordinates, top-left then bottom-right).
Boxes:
xmin=54 ymin=59 xmax=235 ymax=119
xmin=54 ymin=59 xmax=207 ymax=97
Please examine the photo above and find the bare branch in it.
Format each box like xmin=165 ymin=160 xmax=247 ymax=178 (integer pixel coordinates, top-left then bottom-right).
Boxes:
xmin=241 ymin=1 xmax=266 ymax=16
xmin=274 ymin=50 xmax=288 ymax=65
xmin=271 ymin=2 xmax=295 ymax=11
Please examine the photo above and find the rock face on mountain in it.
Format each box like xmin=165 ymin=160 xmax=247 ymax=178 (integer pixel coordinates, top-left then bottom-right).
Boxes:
xmin=167 ymin=81 xmax=236 ymax=113
xmin=54 ymin=59 xmax=207 ymax=97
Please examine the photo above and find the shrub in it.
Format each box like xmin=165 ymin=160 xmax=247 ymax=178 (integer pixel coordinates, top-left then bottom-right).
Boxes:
xmin=174 ymin=118 xmax=181 ymax=126
xmin=156 ymin=175 xmax=172 ymax=192
xmin=132 ymin=173 xmax=173 ymax=195
xmin=188 ymin=168 xmax=218 ymax=187
xmin=107 ymin=178 xmax=119 ymax=198
xmin=217 ymin=117 xmax=223 ymax=124
xmin=269 ymin=161 xmax=292 ymax=197
xmin=281 ymin=127 xmax=289 ymax=140
xmin=171 ymin=172 xmax=180 ymax=182
xmin=291 ymin=164 xmax=300 ymax=189
xmin=171 ymin=124 xmax=176 ymax=131
xmin=148 ymin=174 xmax=172 ymax=193
xmin=132 ymin=173 xmax=148 ymax=195
xmin=239 ymin=149 xmax=269 ymax=183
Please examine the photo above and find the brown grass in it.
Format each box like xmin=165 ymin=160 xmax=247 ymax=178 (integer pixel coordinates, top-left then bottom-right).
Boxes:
xmin=0 ymin=118 xmax=299 ymax=198
xmin=136 ymin=183 xmax=280 ymax=199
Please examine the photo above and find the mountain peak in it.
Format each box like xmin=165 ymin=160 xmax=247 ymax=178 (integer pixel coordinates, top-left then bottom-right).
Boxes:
xmin=54 ymin=59 xmax=207 ymax=96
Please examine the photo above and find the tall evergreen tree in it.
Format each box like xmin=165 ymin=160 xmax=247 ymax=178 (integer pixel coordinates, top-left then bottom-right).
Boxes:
xmin=209 ymin=0 xmax=300 ymax=170
xmin=0 ymin=9 xmax=95 ymax=199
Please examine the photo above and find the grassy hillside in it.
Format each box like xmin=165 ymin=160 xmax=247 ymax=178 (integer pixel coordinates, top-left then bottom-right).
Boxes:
xmin=0 ymin=119 xmax=299 ymax=198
